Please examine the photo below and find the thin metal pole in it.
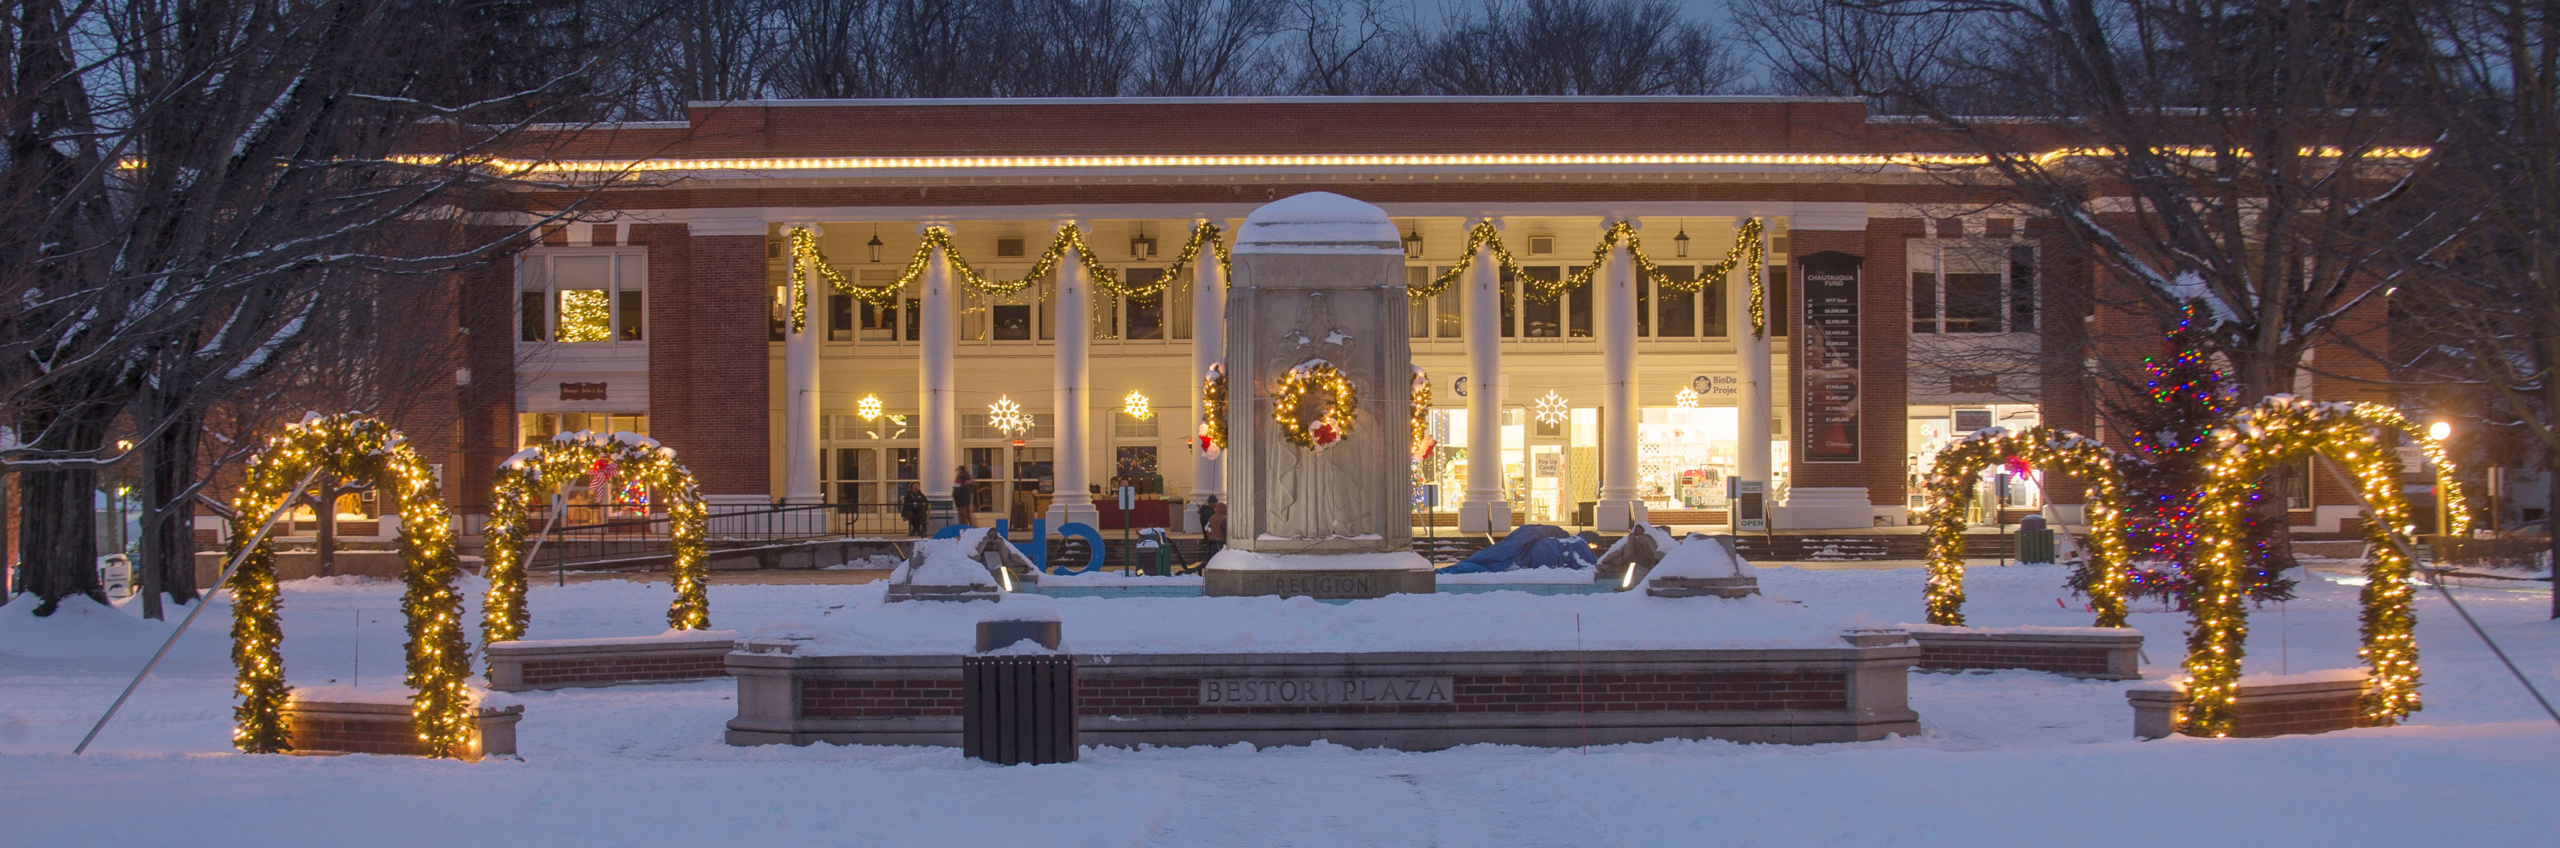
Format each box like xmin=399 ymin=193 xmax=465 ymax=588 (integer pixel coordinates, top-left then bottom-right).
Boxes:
xmin=75 ymin=467 xmax=320 ymax=755
xmin=2311 ymin=456 xmax=2560 ymax=728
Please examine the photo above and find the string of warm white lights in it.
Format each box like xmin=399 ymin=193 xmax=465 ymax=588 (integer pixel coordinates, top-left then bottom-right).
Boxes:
xmin=1198 ymin=363 xmax=1228 ymax=458
xmin=1410 ymin=366 xmax=1434 ymax=461
xmin=227 ymin=413 xmax=469 ymax=757
xmin=1407 ymin=219 xmax=1769 ymax=337
xmin=483 ymin=431 xmax=710 ymax=651
xmin=1915 ymin=425 xmax=2136 ymax=627
xmin=401 ymin=145 xmax=2433 ymax=176
xmin=1275 ymin=360 xmax=1356 ymax=451
xmin=784 ymin=222 xmax=1232 ymax=332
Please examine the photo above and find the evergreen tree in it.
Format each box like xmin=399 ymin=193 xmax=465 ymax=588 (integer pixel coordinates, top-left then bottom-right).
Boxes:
xmin=2078 ymin=308 xmax=2296 ymax=605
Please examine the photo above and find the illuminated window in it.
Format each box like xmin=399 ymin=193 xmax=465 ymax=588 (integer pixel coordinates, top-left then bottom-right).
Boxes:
xmin=518 ymin=412 xmax=648 ymax=446
xmin=520 ymin=249 xmax=646 ymax=344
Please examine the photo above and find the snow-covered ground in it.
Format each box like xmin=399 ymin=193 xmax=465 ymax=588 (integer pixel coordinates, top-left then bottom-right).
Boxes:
xmin=3 ymin=564 xmax=2555 ymax=847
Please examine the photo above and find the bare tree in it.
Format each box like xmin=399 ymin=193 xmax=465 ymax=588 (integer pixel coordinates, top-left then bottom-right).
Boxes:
xmin=1752 ymin=2 xmax=2437 ymax=568
xmin=597 ymin=0 xmax=786 ymax=117
xmin=1132 ymin=0 xmax=1288 ymax=96
xmin=0 ymin=0 xmax=611 ymax=614
xmin=1285 ymin=0 xmax=1419 ymax=94
xmin=2386 ymin=0 xmax=2560 ymax=616
xmin=1420 ymin=0 xmax=1745 ymax=95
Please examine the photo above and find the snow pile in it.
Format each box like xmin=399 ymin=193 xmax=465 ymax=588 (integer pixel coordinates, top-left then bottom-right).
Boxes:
xmin=764 ymin=581 xmax=1850 ymax=656
xmin=978 ymin=593 xmax=1060 ymax=623
xmin=1647 ymin=534 xmax=1756 ymax=580
xmin=1034 ymin=570 xmax=1204 ymax=587
xmin=1206 ymin=549 xmax=1432 ymax=571
xmin=893 ymin=528 xmax=999 ymax=587
xmin=1434 ymin=568 xmax=1596 ymax=585
xmin=825 ymin=553 xmax=905 ymax=571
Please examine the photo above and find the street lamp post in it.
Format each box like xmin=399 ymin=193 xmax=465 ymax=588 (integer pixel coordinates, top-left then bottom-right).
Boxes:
xmin=2428 ymin=421 xmax=2454 ymax=553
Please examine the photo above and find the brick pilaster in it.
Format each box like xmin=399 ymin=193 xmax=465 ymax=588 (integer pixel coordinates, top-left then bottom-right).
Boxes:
xmin=672 ymin=233 xmax=772 ymax=497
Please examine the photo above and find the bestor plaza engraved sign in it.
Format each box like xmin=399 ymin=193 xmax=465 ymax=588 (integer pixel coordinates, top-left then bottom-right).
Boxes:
xmin=1199 ymin=677 xmax=1455 ymax=706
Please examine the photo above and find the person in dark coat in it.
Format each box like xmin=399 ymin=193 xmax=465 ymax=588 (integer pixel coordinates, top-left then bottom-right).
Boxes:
xmin=901 ymin=486 xmax=929 ymax=537
xmin=1199 ymin=497 xmax=1228 ymax=563
xmin=951 ymin=466 xmax=975 ymax=527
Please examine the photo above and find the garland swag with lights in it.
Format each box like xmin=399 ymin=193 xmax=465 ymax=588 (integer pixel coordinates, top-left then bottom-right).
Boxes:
xmin=1197 ymin=362 xmax=1228 ymax=458
xmin=785 ymin=222 xmax=1232 ymax=332
xmin=1276 ymin=360 xmax=1357 ymax=451
xmin=1409 ymin=365 xmax=1434 ymax=460
xmin=2175 ymin=397 xmax=2469 ymax=736
xmin=226 ymin=414 xmax=470 ymax=757
xmin=482 ymin=431 xmax=710 ymax=651
xmin=1404 ymin=218 xmax=1771 ymax=337
xmin=1918 ymin=426 xmax=2136 ymax=627
xmin=786 ymin=216 xmax=1771 ymax=337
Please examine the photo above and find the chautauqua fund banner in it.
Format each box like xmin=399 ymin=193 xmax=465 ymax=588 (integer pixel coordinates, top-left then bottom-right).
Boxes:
xmin=1799 ymin=251 xmax=1862 ymax=463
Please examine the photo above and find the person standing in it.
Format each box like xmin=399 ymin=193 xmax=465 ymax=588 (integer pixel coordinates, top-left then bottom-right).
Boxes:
xmin=1199 ymin=497 xmax=1227 ymax=563
xmin=951 ymin=466 xmax=976 ymax=527
xmin=901 ymin=486 xmax=929 ymax=537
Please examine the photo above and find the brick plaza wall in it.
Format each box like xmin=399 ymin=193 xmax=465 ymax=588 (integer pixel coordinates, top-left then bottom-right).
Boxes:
xmin=282 ymin=699 xmax=521 ymax=760
xmin=2130 ymin=674 xmax=2370 ymax=739
xmin=1906 ymin=627 xmax=2143 ymax=680
xmin=486 ymin=631 xmax=740 ymax=692
xmin=730 ymin=642 xmax=1921 ymax=751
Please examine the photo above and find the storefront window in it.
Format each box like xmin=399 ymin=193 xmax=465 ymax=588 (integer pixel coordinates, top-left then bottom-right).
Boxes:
xmin=1908 ymin=404 xmax=2045 ymax=523
xmin=1637 ymin=407 xmax=1738 ymax=510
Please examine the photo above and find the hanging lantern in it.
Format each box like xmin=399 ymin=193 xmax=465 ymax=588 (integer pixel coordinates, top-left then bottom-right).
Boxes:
xmin=866 ymin=226 xmax=884 ymax=263
xmin=1130 ymin=222 xmax=1157 ymax=258
xmin=1403 ymin=224 xmax=1424 ymax=258
xmin=1673 ymin=223 xmax=1691 ymax=258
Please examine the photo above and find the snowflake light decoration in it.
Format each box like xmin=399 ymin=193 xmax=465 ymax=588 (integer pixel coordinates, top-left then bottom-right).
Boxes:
xmin=989 ymin=396 xmax=1028 ymax=436
xmin=1122 ymin=389 xmax=1153 ymax=421
xmin=1534 ymin=390 xmax=1570 ymax=426
xmin=1674 ymin=387 xmax=1700 ymax=409
xmin=856 ymin=394 xmax=883 ymax=421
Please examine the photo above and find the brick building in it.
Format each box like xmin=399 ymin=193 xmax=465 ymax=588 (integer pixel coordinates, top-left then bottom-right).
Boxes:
xmin=430 ymin=96 xmax=2384 ymax=536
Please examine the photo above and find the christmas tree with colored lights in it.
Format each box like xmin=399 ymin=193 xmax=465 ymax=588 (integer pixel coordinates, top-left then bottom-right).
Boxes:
xmin=2078 ymin=311 xmax=2296 ymax=604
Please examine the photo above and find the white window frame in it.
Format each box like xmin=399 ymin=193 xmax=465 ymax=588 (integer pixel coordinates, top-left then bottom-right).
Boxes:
xmin=1908 ymin=238 xmax=2036 ymax=336
xmin=519 ymin=248 xmax=647 ymax=346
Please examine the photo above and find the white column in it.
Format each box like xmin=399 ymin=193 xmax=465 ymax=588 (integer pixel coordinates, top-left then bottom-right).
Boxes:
xmin=1185 ymin=217 xmax=1227 ymax=533
xmin=920 ymin=222 xmax=959 ymax=528
xmin=783 ymin=223 xmax=825 ymax=505
xmin=1458 ymin=217 xmax=1512 ymax=534
xmin=1044 ymin=219 xmax=1101 ymax=530
xmin=1595 ymin=217 xmax=1647 ymax=532
xmin=1733 ymin=218 xmax=1774 ymax=518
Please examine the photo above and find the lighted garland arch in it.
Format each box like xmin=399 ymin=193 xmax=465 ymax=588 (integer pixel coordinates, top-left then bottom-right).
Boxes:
xmin=1918 ymin=426 xmax=2136 ymax=627
xmin=227 ymin=413 xmax=470 ymax=756
xmin=482 ymin=431 xmax=710 ymax=650
xmin=2176 ymin=397 xmax=2467 ymax=736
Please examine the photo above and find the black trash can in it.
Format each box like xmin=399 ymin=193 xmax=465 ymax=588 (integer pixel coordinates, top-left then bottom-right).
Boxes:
xmin=961 ymin=655 xmax=1078 ymax=765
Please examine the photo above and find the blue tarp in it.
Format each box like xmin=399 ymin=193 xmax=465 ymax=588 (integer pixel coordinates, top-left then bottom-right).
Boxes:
xmin=1437 ymin=524 xmax=1597 ymax=573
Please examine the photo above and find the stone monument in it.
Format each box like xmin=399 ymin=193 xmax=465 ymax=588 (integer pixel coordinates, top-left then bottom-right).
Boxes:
xmin=1204 ymin=192 xmax=1435 ymax=598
